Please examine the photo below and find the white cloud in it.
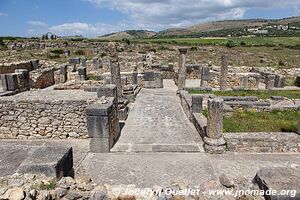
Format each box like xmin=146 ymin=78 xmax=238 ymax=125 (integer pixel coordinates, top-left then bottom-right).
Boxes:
xmin=0 ymin=12 xmax=7 ymax=16
xmin=28 ymin=21 xmax=48 ymax=27
xmin=85 ymin=0 xmax=300 ymax=28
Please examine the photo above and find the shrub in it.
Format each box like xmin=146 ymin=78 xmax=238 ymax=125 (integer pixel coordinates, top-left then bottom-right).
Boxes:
xmin=226 ymin=40 xmax=235 ymax=48
xmin=122 ymin=38 xmax=131 ymax=45
xmin=74 ymin=49 xmax=86 ymax=55
xmin=34 ymin=179 xmax=57 ymax=190
xmin=100 ymin=52 xmax=107 ymax=58
xmin=278 ymin=60 xmax=285 ymax=66
xmin=240 ymin=41 xmax=246 ymax=46
xmin=50 ymin=49 xmax=64 ymax=54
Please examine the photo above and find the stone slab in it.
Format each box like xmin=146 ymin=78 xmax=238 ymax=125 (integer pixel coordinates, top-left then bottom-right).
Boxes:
xmin=18 ymin=146 xmax=73 ymax=178
xmin=255 ymin=167 xmax=300 ymax=199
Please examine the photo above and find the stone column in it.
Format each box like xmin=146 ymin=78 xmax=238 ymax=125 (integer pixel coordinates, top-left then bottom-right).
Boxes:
xmin=266 ymin=75 xmax=275 ymax=90
xmin=110 ymin=61 xmax=122 ymax=100
xmin=274 ymin=74 xmax=285 ymax=88
xmin=201 ymin=67 xmax=210 ymax=87
xmin=220 ymin=54 xmax=228 ymax=91
xmin=192 ymin=95 xmax=203 ymax=113
xmin=132 ymin=71 xmax=138 ymax=85
xmin=78 ymin=66 xmax=87 ymax=81
xmin=240 ymin=76 xmax=249 ymax=89
xmin=204 ymin=98 xmax=226 ymax=154
xmin=93 ymin=57 xmax=99 ymax=70
xmin=1 ymin=74 xmax=18 ymax=91
xmin=59 ymin=65 xmax=68 ymax=83
xmin=255 ymin=76 xmax=261 ymax=89
xmin=81 ymin=57 xmax=87 ymax=67
xmin=15 ymin=69 xmax=30 ymax=90
xmin=178 ymin=47 xmax=188 ymax=90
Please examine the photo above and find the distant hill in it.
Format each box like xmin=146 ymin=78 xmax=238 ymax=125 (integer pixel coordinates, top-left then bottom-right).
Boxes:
xmin=98 ymin=17 xmax=300 ymax=40
xmin=156 ymin=16 xmax=300 ymax=37
xmin=98 ymin=30 xmax=156 ymax=40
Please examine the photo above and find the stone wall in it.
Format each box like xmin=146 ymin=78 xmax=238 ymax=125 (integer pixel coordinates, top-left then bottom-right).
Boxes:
xmin=30 ymin=68 xmax=55 ymax=89
xmin=0 ymin=60 xmax=39 ymax=74
xmin=0 ymin=90 xmax=98 ymax=139
xmin=225 ymin=132 xmax=300 ymax=153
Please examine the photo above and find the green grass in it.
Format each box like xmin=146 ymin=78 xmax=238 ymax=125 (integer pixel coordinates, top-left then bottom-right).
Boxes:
xmin=223 ymin=109 xmax=300 ymax=132
xmin=33 ymin=179 xmax=57 ymax=190
xmin=188 ymin=90 xmax=300 ymax=100
xmin=134 ymin=37 xmax=300 ymax=47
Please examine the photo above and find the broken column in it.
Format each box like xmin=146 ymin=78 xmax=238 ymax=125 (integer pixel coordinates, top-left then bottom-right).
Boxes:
xmin=204 ymin=98 xmax=226 ymax=154
xmin=110 ymin=60 xmax=122 ymax=100
xmin=177 ymin=47 xmax=188 ymax=90
xmin=255 ymin=76 xmax=261 ymax=89
xmin=59 ymin=65 xmax=68 ymax=83
xmin=274 ymin=74 xmax=285 ymax=88
xmin=81 ymin=57 xmax=87 ymax=67
xmin=239 ymin=76 xmax=249 ymax=89
xmin=132 ymin=65 xmax=138 ymax=85
xmin=1 ymin=73 xmax=18 ymax=91
xmin=192 ymin=95 xmax=203 ymax=113
xmin=220 ymin=54 xmax=228 ymax=91
xmin=93 ymin=57 xmax=99 ymax=70
xmin=265 ymin=75 xmax=275 ymax=89
xmin=201 ymin=67 xmax=210 ymax=87
xmin=15 ymin=69 xmax=30 ymax=91
xmin=78 ymin=66 xmax=87 ymax=81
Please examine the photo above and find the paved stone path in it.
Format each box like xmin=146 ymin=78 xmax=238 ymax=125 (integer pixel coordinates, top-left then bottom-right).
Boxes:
xmin=78 ymin=152 xmax=300 ymax=187
xmin=111 ymin=80 xmax=204 ymax=152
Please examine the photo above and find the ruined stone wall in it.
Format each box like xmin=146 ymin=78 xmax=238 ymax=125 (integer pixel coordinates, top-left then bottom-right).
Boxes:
xmin=0 ymin=61 xmax=33 ymax=74
xmin=0 ymin=99 xmax=89 ymax=139
xmin=225 ymin=132 xmax=300 ymax=153
xmin=30 ymin=68 xmax=55 ymax=89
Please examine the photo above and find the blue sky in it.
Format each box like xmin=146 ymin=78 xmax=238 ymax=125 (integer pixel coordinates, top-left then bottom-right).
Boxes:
xmin=0 ymin=0 xmax=299 ymax=37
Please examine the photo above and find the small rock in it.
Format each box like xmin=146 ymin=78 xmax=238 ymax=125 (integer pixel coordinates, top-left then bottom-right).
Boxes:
xmin=2 ymin=188 xmax=25 ymax=200
xmin=65 ymin=192 xmax=82 ymax=200
xmin=0 ymin=186 xmax=8 ymax=196
xmin=117 ymin=195 xmax=136 ymax=200
xmin=55 ymin=187 xmax=68 ymax=198
xmin=90 ymin=188 xmax=110 ymax=200
xmin=219 ymin=174 xmax=234 ymax=188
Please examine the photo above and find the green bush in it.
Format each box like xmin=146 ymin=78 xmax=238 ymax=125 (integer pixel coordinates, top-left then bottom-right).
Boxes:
xmin=50 ymin=49 xmax=64 ymax=54
xmin=226 ymin=40 xmax=235 ymax=48
xmin=240 ymin=41 xmax=246 ymax=46
xmin=74 ymin=49 xmax=86 ymax=55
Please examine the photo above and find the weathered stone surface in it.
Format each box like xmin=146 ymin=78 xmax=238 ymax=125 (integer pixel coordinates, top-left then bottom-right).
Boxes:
xmin=220 ymin=54 xmax=228 ymax=90
xmin=225 ymin=132 xmax=300 ymax=153
xmin=69 ymin=58 xmax=81 ymax=65
xmin=144 ymin=71 xmax=155 ymax=81
xmin=255 ymin=167 xmax=300 ymax=200
xmin=219 ymin=174 xmax=234 ymax=188
xmin=97 ymin=84 xmax=117 ymax=99
xmin=266 ymin=75 xmax=275 ymax=89
xmin=191 ymin=95 xmax=203 ymax=113
xmin=207 ymin=98 xmax=224 ymax=139
xmin=18 ymin=146 xmax=73 ymax=178
xmin=178 ymin=47 xmax=188 ymax=90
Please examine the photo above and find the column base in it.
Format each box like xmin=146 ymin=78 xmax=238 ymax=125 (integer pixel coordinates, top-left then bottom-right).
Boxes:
xmin=204 ymin=137 xmax=227 ymax=154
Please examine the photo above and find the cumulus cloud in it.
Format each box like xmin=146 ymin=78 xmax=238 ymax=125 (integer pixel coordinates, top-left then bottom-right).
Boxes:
xmin=28 ymin=21 xmax=48 ymax=27
xmin=47 ymin=22 xmax=156 ymax=37
xmin=85 ymin=0 xmax=300 ymax=28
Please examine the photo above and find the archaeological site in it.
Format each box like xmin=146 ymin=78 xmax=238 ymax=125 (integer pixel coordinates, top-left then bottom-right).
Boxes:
xmin=0 ymin=1 xmax=300 ymax=200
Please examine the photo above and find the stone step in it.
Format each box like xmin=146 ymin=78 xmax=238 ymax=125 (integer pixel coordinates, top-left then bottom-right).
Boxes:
xmin=111 ymin=144 xmax=203 ymax=153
